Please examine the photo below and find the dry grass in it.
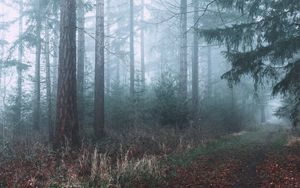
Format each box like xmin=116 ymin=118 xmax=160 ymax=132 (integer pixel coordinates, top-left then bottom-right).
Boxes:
xmin=286 ymin=136 xmax=300 ymax=147
xmin=0 ymin=124 xmax=238 ymax=187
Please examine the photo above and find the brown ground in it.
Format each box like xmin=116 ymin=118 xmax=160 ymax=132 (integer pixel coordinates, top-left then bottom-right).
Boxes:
xmin=169 ymin=132 xmax=300 ymax=188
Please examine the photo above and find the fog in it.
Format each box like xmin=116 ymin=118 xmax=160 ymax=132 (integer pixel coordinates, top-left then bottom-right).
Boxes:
xmin=0 ymin=0 xmax=299 ymax=187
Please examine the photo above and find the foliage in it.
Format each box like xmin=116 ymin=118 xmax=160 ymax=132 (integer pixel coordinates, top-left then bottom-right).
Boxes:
xmin=153 ymin=72 xmax=189 ymax=128
xmin=199 ymin=0 xmax=300 ymax=126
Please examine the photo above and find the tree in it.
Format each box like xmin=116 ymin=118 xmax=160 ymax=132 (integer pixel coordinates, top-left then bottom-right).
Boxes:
xmin=207 ymin=46 xmax=212 ymax=98
xmin=52 ymin=4 xmax=59 ymax=101
xmin=105 ymin=0 xmax=111 ymax=94
xmin=94 ymin=0 xmax=105 ymax=139
xmin=200 ymin=0 xmax=300 ymax=126
xmin=192 ymin=0 xmax=199 ymax=119
xmin=179 ymin=0 xmax=187 ymax=100
xmin=33 ymin=0 xmax=42 ymax=131
xmin=55 ymin=0 xmax=79 ymax=149
xmin=15 ymin=0 xmax=23 ymax=133
xmin=129 ymin=0 xmax=135 ymax=98
xmin=140 ymin=0 xmax=145 ymax=89
xmin=45 ymin=18 xmax=53 ymax=141
xmin=77 ymin=0 xmax=85 ymax=128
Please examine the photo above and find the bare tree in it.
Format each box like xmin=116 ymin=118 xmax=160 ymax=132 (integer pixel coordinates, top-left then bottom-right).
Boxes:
xmin=45 ymin=20 xmax=53 ymax=141
xmin=15 ymin=0 xmax=23 ymax=134
xmin=94 ymin=0 xmax=105 ymax=139
xmin=130 ymin=0 xmax=135 ymax=97
xmin=207 ymin=46 xmax=212 ymax=98
xmin=192 ymin=0 xmax=199 ymax=119
xmin=77 ymin=0 xmax=85 ymax=128
xmin=179 ymin=0 xmax=187 ymax=100
xmin=33 ymin=0 xmax=42 ymax=131
xmin=141 ymin=0 xmax=145 ymax=89
xmin=105 ymin=0 xmax=111 ymax=94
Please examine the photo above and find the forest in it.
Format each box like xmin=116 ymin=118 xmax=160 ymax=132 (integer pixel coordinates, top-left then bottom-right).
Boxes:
xmin=0 ymin=0 xmax=299 ymax=187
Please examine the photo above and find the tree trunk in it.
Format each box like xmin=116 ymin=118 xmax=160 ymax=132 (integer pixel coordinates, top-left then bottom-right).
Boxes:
xmin=16 ymin=0 xmax=23 ymax=134
xmin=105 ymin=0 xmax=111 ymax=94
xmin=54 ymin=0 xmax=79 ymax=149
xmin=52 ymin=14 xmax=59 ymax=133
xmin=207 ymin=46 xmax=212 ymax=98
xmin=77 ymin=0 xmax=85 ymax=128
xmin=116 ymin=59 xmax=120 ymax=87
xmin=192 ymin=0 xmax=199 ymax=119
xmin=260 ymin=94 xmax=266 ymax=123
xmin=45 ymin=21 xmax=53 ymax=142
xmin=52 ymin=13 xmax=59 ymax=100
xmin=261 ymin=103 xmax=266 ymax=123
xmin=179 ymin=0 xmax=187 ymax=100
xmin=130 ymin=0 xmax=135 ymax=97
xmin=33 ymin=1 xmax=42 ymax=131
xmin=140 ymin=0 xmax=145 ymax=89
xmin=94 ymin=0 xmax=105 ymax=139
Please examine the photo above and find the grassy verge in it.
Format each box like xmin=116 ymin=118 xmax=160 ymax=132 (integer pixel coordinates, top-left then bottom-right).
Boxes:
xmin=165 ymin=127 xmax=288 ymax=168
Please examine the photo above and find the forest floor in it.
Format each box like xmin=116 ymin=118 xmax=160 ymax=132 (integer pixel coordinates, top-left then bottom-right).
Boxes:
xmin=0 ymin=125 xmax=299 ymax=187
xmin=167 ymin=126 xmax=300 ymax=188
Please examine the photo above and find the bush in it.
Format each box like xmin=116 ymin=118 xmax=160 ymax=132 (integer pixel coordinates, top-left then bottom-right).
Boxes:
xmin=152 ymin=73 xmax=189 ymax=128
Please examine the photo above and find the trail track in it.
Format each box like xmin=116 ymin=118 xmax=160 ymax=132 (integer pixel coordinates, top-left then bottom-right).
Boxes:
xmin=169 ymin=128 xmax=300 ymax=188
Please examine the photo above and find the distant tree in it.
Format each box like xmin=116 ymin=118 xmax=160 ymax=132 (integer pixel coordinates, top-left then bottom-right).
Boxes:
xmin=192 ymin=0 xmax=199 ymax=120
xmin=32 ymin=0 xmax=43 ymax=131
xmin=200 ymin=0 xmax=300 ymax=127
xmin=45 ymin=18 xmax=53 ymax=141
xmin=54 ymin=0 xmax=79 ymax=149
xmin=130 ymin=0 xmax=135 ymax=98
xmin=15 ymin=0 xmax=23 ymax=134
xmin=105 ymin=0 xmax=111 ymax=94
xmin=77 ymin=0 xmax=86 ymax=128
xmin=94 ymin=0 xmax=105 ymax=139
xmin=179 ymin=0 xmax=187 ymax=100
xmin=52 ymin=4 xmax=59 ymax=101
xmin=207 ymin=46 xmax=212 ymax=98
xmin=140 ymin=0 xmax=145 ymax=89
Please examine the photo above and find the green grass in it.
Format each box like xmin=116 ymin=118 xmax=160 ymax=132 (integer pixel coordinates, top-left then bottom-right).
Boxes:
xmin=165 ymin=127 xmax=288 ymax=168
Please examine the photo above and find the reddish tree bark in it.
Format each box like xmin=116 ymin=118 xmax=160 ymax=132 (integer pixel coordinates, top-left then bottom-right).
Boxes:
xmin=54 ymin=0 xmax=79 ymax=149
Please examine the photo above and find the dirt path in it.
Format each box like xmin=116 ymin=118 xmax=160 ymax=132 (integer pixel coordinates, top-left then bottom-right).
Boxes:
xmin=168 ymin=130 xmax=300 ymax=188
xmin=232 ymin=132 xmax=275 ymax=188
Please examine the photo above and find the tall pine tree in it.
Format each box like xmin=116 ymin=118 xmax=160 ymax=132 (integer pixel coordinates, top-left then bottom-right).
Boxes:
xmin=200 ymin=0 xmax=300 ymax=127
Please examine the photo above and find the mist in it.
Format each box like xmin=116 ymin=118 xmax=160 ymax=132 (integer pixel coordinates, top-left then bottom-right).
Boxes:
xmin=0 ymin=0 xmax=299 ymax=187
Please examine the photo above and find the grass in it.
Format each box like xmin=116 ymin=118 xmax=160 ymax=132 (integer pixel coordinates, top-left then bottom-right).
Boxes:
xmin=165 ymin=127 xmax=288 ymax=168
xmin=0 ymin=125 xmax=291 ymax=187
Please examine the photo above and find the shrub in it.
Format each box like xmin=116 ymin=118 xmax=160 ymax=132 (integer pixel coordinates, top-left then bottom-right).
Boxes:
xmin=153 ymin=73 xmax=189 ymax=128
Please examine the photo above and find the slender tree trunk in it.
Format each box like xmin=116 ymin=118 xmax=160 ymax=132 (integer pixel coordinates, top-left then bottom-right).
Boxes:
xmin=116 ymin=59 xmax=120 ymax=87
xmin=130 ymin=0 xmax=135 ymax=97
xmin=77 ymin=0 xmax=85 ymax=128
xmin=231 ymin=86 xmax=235 ymax=110
xmin=33 ymin=1 xmax=42 ymax=131
xmin=52 ymin=15 xmax=59 ymax=132
xmin=140 ymin=0 xmax=145 ymax=89
xmin=207 ymin=46 xmax=212 ymax=98
xmin=192 ymin=0 xmax=199 ymax=120
xmin=105 ymin=0 xmax=111 ymax=94
xmin=45 ymin=22 xmax=53 ymax=142
xmin=260 ymin=94 xmax=266 ymax=123
xmin=16 ymin=0 xmax=23 ymax=134
xmin=54 ymin=0 xmax=79 ymax=149
xmin=160 ymin=48 xmax=164 ymax=79
xmin=94 ymin=0 xmax=105 ymax=139
xmin=52 ymin=13 xmax=59 ymax=100
xmin=261 ymin=104 xmax=266 ymax=123
xmin=179 ymin=0 xmax=187 ymax=100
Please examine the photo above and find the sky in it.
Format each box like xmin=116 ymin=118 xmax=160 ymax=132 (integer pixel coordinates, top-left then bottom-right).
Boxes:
xmin=1 ymin=0 xmax=153 ymax=46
